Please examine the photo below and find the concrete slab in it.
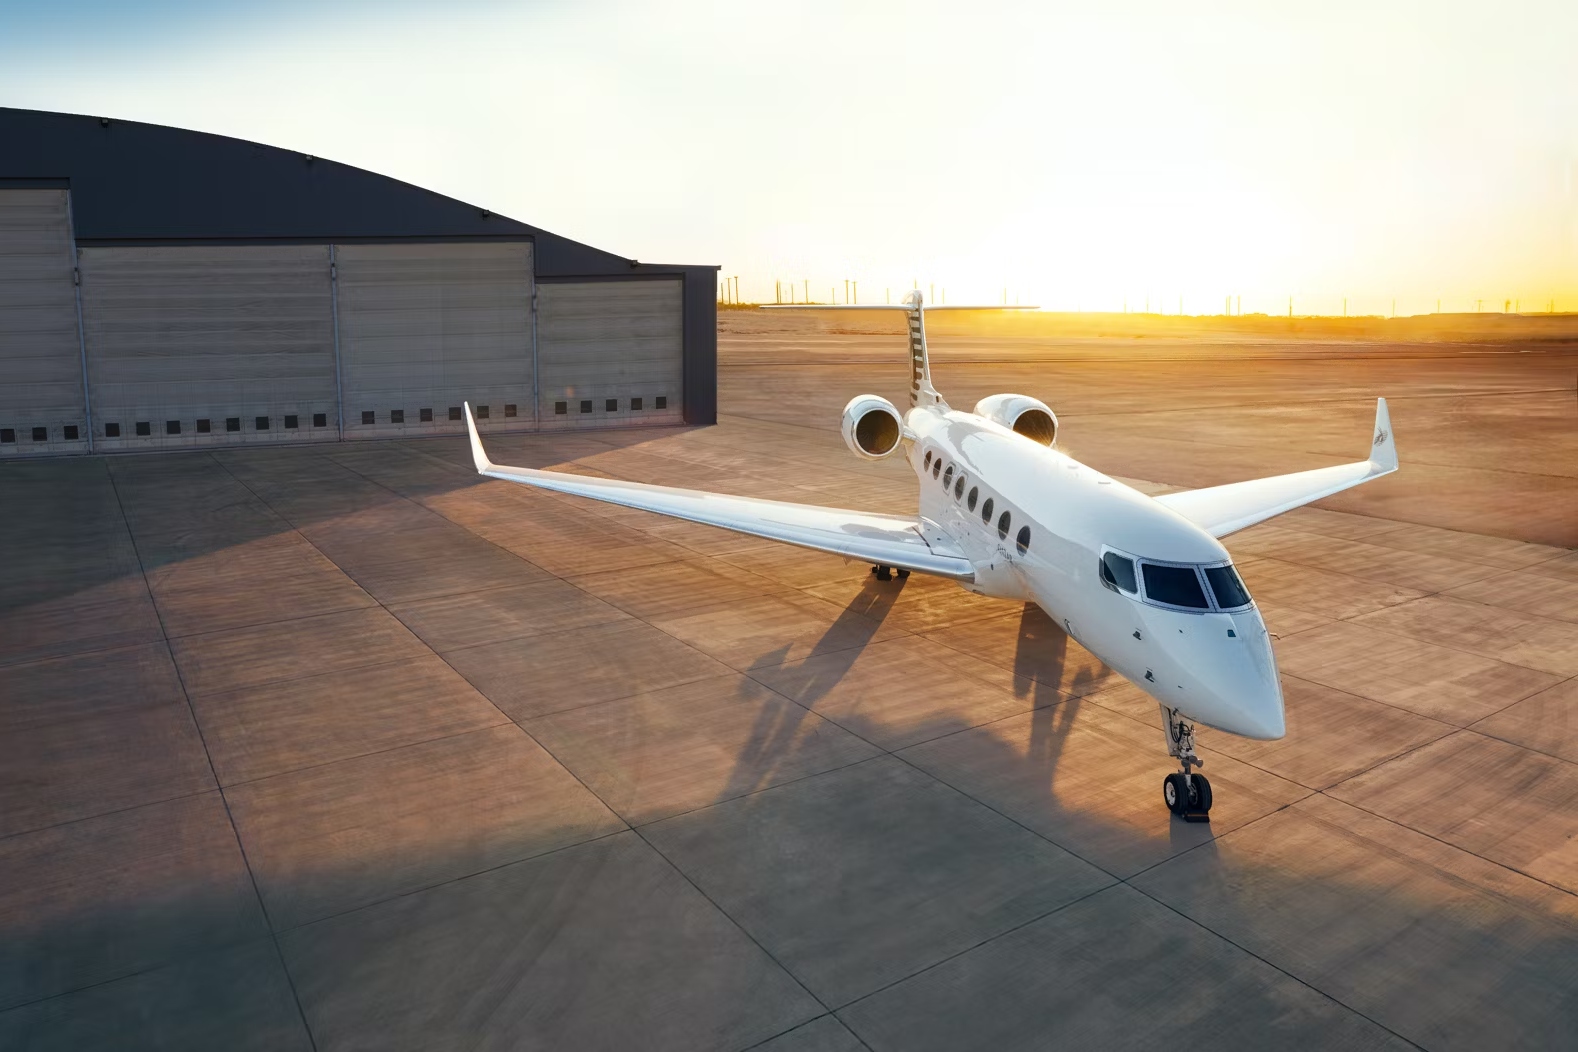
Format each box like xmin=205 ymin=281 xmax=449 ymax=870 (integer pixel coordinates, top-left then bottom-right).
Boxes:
xmin=0 ymin=575 xmax=165 ymax=668
xmin=1230 ymin=525 xmax=1505 ymax=593
xmin=1131 ymin=795 xmax=1578 ymax=1051
xmin=1273 ymin=620 xmax=1562 ymax=725
xmin=442 ymin=617 xmax=732 ymax=720
xmin=566 ymin=558 xmax=788 ymax=621
xmin=278 ymin=832 xmax=821 ymax=1052
xmin=1351 ymin=594 xmax=1578 ymax=676
xmin=191 ymin=653 xmax=510 ymax=786
xmin=1085 ymin=675 xmax=1454 ymax=790
xmin=0 ymin=793 xmax=266 ymax=1010
xmin=1230 ymin=556 xmax=1426 ymax=620
xmin=169 ymin=607 xmax=429 ymax=697
xmin=713 ymin=543 xmax=874 ymax=589
xmin=525 ymin=673 xmax=879 ymax=824
xmin=385 ymin=578 xmax=628 ymax=653
xmin=226 ymin=723 xmax=623 ymax=929
xmin=899 ymin=701 xmax=1309 ymax=878
xmin=749 ymin=635 xmax=1057 ymax=751
xmin=1362 ymin=520 xmax=1571 ymax=571
xmin=1327 ymin=730 xmax=1578 ymax=895
xmin=304 ymin=523 xmax=550 ymax=605
xmin=651 ymin=591 xmax=909 ymax=672
xmin=751 ymin=1016 xmax=867 ymax=1052
xmin=644 ymin=756 xmax=1112 ymax=1007
xmin=1252 ymin=599 xmax=1335 ymax=639
xmin=0 ymin=642 xmax=213 ymax=836
xmin=153 ymin=565 xmax=378 ymax=639
xmin=1471 ymin=676 xmax=1578 ymax=764
xmin=838 ymin=883 xmax=1410 ymax=1052
xmin=1448 ymin=568 xmax=1578 ymax=625
xmin=802 ymin=572 xmax=1011 ymax=634
xmin=919 ymin=603 xmax=1123 ymax=698
xmin=0 ymin=939 xmax=312 ymax=1052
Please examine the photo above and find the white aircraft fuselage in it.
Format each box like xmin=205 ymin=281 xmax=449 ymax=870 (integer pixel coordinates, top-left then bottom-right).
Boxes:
xmin=904 ymin=404 xmax=1284 ymax=741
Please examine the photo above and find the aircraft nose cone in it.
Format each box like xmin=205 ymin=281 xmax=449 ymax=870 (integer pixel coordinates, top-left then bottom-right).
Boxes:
xmin=1225 ymin=616 xmax=1285 ymax=739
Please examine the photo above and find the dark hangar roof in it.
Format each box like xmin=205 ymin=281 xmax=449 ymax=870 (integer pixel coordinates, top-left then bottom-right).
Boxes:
xmin=0 ymin=106 xmax=706 ymax=277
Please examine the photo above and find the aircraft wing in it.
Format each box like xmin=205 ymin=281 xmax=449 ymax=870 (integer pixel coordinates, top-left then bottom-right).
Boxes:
xmin=1155 ymin=398 xmax=1398 ymax=538
xmin=462 ymin=404 xmax=975 ymax=581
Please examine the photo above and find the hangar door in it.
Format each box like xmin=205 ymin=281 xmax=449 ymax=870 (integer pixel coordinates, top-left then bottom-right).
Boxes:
xmin=335 ymin=242 xmax=533 ymax=437
xmin=0 ymin=189 xmax=87 ymax=457
xmin=537 ymin=279 xmax=684 ymax=429
xmin=79 ymin=245 xmax=337 ymax=450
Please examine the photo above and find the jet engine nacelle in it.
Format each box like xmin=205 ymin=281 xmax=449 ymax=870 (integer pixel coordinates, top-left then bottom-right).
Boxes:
xmin=841 ymin=394 xmax=905 ymax=460
xmin=974 ymin=393 xmax=1058 ymax=447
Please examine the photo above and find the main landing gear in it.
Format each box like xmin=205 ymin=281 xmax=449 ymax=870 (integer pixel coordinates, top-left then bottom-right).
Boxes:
xmin=870 ymin=564 xmax=909 ymax=582
xmin=1161 ymin=706 xmax=1212 ymax=822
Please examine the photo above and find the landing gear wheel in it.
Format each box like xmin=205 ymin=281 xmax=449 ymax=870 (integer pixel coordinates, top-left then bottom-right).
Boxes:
xmin=1163 ymin=773 xmax=1189 ymax=815
xmin=896 ymin=569 xmax=910 ymax=579
xmin=870 ymin=564 xmax=893 ymax=582
xmin=1192 ymin=773 xmax=1213 ymax=814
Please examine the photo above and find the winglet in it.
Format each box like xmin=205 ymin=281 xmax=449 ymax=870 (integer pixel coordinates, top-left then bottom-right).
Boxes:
xmin=463 ymin=402 xmax=493 ymax=474
xmin=1368 ymin=397 xmax=1398 ymax=474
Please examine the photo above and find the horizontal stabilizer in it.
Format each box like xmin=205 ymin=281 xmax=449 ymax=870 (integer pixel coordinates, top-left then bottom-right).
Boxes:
xmin=462 ymin=403 xmax=974 ymax=580
xmin=1156 ymin=398 xmax=1398 ymax=538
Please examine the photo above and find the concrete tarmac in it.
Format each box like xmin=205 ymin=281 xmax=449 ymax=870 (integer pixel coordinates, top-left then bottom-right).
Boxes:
xmin=1 ymin=324 xmax=1575 ymax=1050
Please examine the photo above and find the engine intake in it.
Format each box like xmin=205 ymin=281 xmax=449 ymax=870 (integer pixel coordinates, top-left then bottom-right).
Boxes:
xmin=841 ymin=394 xmax=904 ymax=460
xmin=974 ymin=393 xmax=1058 ymax=447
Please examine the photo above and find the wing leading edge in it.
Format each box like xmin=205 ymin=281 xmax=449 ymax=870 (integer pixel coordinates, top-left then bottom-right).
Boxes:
xmin=463 ymin=404 xmax=975 ymax=581
xmin=1156 ymin=398 xmax=1398 ymax=538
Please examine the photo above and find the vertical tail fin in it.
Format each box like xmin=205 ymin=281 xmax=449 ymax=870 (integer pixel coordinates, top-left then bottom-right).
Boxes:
xmin=902 ymin=290 xmax=945 ymax=409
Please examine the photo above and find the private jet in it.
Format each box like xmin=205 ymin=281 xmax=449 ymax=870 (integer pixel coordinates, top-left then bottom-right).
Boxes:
xmin=463 ymin=290 xmax=1397 ymax=819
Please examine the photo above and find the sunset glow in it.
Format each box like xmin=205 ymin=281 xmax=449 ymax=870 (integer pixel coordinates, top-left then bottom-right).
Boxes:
xmin=4 ymin=0 xmax=1573 ymax=313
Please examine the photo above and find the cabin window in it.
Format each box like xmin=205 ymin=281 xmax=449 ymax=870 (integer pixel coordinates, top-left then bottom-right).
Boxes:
xmin=1142 ymin=563 xmax=1210 ymax=609
xmin=166 ymin=420 xmax=181 ymax=435
xmin=1016 ymin=525 xmax=1031 ymax=554
xmin=967 ymin=486 xmax=978 ymax=511
xmin=932 ymin=459 xmax=941 ymax=479
xmin=943 ymin=465 xmax=954 ymax=489
xmin=924 ymin=450 xmax=932 ymax=470
xmin=420 ymin=408 xmax=433 ymax=422
xmin=136 ymin=421 xmax=151 ymax=436
xmin=362 ymin=411 xmax=375 ymax=425
xmin=997 ymin=510 xmax=1011 ymax=539
xmin=954 ymin=475 xmax=965 ymax=500
xmin=1205 ymin=564 xmax=1252 ymax=608
xmin=1101 ymin=552 xmax=1138 ymax=593
xmin=387 ymin=410 xmax=402 ymax=425
xmin=314 ymin=413 xmax=328 ymax=427
xmin=980 ymin=497 xmax=994 ymax=523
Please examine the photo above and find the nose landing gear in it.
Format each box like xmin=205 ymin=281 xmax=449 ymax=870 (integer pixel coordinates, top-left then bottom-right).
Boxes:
xmin=1161 ymin=706 xmax=1212 ymax=822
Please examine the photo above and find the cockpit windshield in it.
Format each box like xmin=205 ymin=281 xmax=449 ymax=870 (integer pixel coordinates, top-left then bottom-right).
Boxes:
xmin=1101 ymin=548 xmax=1254 ymax=612
xmin=1203 ymin=564 xmax=1251 ymax=609
xmin=1141 ymin=563 xmax=1209 ymax=609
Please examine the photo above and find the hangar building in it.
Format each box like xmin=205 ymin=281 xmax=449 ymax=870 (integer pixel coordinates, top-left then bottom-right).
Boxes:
xmin=0 ymin=107 xmax=717 ymax=457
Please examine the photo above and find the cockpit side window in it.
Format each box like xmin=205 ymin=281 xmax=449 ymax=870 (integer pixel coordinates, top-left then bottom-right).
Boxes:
xmin=1204 ymin=564 xmax=1252 ymax=609
xmin=1141 ymin=563 xmax=1210 ymax=609
xmin=1101 ymin=551 xmax=1138 ymax=593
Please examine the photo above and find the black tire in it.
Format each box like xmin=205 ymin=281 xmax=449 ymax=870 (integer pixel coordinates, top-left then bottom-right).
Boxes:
xmin=1192 ymin=774 xmax=1213 ymax=813
xmin=1163 ymin=773 xmax=1189 ymax=814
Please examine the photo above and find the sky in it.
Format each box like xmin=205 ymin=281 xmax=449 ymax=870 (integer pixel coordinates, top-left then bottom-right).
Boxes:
xmin=2 ymin=0 xmax=1575 ymax=314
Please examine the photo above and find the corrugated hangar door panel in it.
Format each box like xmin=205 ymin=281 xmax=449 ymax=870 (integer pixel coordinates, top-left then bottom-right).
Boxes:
xmin=335 ymin=242 xmax=533 ymax=436
xmin=79 ymin=245 xmax=336 ymax=450
xmin=0 ymin=190 xmax=88 ymax=457
xmin=537 ymin=279 xmax=683 ymax=430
